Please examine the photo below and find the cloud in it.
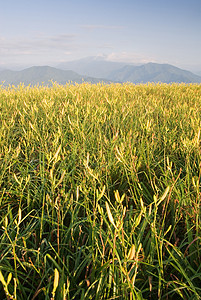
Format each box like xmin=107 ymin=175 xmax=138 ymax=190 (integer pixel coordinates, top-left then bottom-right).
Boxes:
xmin=0 ymin=33 xmax=78 ymax=65
xmin=0 ymin=33 xmax=77 ymax=55
xmin=80 ymin=24 xmax=125 ymax=30
xmin=105 ymin=52 xmax=157 ymax=64
xmin=97 ymin=44 xmax=114 ymax=49
xmin=41 ymin=34 xmax=76 ymax=45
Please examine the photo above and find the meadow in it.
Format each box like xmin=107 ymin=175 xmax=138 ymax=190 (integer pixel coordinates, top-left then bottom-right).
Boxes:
xmin=0 ymin=82 xmax=200 ymax=299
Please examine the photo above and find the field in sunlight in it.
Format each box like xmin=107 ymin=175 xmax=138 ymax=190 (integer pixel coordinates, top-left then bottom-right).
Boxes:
xmin=0 ymin=82 xmax=200 ymax=299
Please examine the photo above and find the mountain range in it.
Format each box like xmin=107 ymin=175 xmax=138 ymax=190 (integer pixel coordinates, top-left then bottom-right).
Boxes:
xmin=57 ymin=56 xmax=127 ymax=79
xmin=107 ymin=63 xmax=201 ymax=84
xmin=0 ymin=65 xmax=111 ymax=87
xmin=0 ymin=57 xmax=201 ymax=86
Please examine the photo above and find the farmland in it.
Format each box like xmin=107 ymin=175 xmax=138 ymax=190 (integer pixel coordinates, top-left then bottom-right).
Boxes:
xmin=0 ymin=82 xmax=200 ymax=299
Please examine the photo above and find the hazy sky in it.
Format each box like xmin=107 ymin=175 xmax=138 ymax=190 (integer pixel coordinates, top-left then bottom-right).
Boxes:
xmin=0 ymin=0 xmax=201 ymax=72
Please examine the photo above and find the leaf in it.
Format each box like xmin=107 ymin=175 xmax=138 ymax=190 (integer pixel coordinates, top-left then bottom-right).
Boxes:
xmin=52 ymin=268 xmax=59 ymax=298
xmin=105 ymin=202 xmax=116 ymax=229
xmin=55 ymin=170 xmax=66 ymax=189
xmin=127 ymin=244 xmax=136 ymax=260
xmin=7 ymin=273 xmax=12 ymax=285
xmin=0 ymin=271 xmax=6 ymax=286
xmin=160 ymin=186 xmax=170 ymax=201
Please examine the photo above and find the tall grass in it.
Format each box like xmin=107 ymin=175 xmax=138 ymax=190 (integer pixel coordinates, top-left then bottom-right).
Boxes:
xmin=0 ymin=82 xmax=200 ymax=299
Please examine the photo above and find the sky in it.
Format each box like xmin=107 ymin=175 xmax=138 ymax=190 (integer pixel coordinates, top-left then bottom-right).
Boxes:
xmin=0 ymin=0 xmax=201 ymax=73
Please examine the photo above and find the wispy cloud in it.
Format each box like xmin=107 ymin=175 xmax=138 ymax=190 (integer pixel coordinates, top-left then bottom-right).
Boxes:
xmin=0 ymin=33 xmax=77 ymax=55
xmin=80 ymin=24 xmax=125 ymax=30
xmin=40 ymin=34 xmax=76 ymax=45
xmin=0 ymin=33 xmax=78 ymax=65
xmin=97 ymin=44 xmax=114 ymax=49
xmin=105 ymin=52 xmax=157 ymax=64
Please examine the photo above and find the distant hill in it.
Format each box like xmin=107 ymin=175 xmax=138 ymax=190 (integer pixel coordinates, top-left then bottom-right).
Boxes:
xmin=57 ymin=56 xmax=127 ymax=79
xmin=58 ymin=57 xmax=201 ymax=84
xmin=0 ymin=66 xmax=111 ymax=87
xmin=107 ymin=63 xmax=201 ymax=84
xmin=1 ymin=61 xmax=201 ymax=87
xmin=0 ymin=67 xmax=6 ymax=73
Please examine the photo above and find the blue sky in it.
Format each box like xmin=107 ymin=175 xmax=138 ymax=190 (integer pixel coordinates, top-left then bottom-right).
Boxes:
xmin=0 ymin=0 xmax=201 ymax=72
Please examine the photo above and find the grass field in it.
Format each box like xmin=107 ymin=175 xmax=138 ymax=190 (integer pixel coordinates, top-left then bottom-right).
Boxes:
xmin=0 ymin=82 xmax=200 ymax=299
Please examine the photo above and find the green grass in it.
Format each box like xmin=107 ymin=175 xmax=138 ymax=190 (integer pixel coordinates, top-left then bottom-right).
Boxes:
xmin=0 ymin=82 xmax=200 ymax=299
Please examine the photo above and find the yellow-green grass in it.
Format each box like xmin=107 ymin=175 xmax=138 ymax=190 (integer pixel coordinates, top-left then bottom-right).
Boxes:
xmin=0 ymin=82 xmax=200 ymax=299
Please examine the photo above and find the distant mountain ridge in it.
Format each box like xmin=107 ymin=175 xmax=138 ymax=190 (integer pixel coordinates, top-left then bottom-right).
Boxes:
xmin=107 ymin=63 xmax=201 ymax=84
xmin=57 ymin=56 xmax=127 ymax=79
xmin=57 ymin=57 xmax=201 ymax=84
xmin=0 ymin=58 xmax=201 ymax=86
xmin=0 ymin=66 xmax=111 ymax=87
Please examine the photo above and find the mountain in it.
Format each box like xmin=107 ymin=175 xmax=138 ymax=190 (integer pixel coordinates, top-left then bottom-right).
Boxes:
xmin=0 ymin=66 xmax=111 ymax=87
xmin=57 ymin=56 xmax=127 ymax=79
xmin=58 ymin=57 xmax=201 ymax=84
xmin=0 ymin=67 xmax=6 ymax=73
xmin=0 ymin=61 xmax=201 ymax=87
xmin=107 ymin=63 xmax=201 ymax=83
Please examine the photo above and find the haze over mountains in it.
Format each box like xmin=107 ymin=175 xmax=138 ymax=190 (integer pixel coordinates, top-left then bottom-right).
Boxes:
xmin=0 ymin=66 xmax=110 ymax=86
xmin=57 ymin=56 xmax=127 ymax=79
xmin=107 ymin=63 xmax=201 ymax=84
xmin=57 ymin=57 xmax=201 ymax=84
xmin=0 ymin=56 xmax=201 ymax=86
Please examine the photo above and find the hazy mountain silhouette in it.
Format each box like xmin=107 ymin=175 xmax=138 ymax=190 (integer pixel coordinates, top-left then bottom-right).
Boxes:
xmin=57 ymin=56 xmax=127 ymax=78
xmin=0 ymin=66 xmax=111 ymax=86
xmin=57 ymin=57 xmax=201 ymax=83
xmin=108 ymin=63 xmax=201 ymax=83
xmin=0 ymin=59 xmax=201 ymax=86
